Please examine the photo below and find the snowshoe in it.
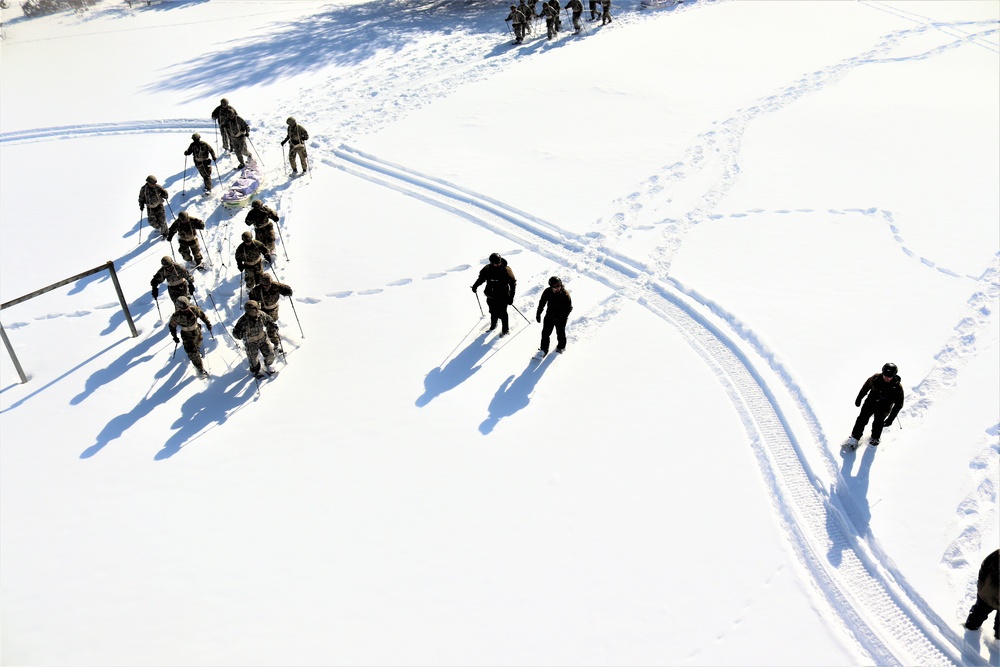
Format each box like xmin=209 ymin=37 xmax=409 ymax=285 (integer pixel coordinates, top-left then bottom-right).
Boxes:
xmin=869 ymin=438 xmax=880 ymax=447
xmin=842 ymin=436 xmax=860 ymax=451
xmin=532 ymin=349 xmax=547 ymax=361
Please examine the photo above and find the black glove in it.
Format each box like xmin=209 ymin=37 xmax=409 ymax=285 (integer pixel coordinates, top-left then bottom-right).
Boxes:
xmin=883 ymin=417 xmax=893 ymax=427
xmin=855 ymin=398 xmax=862 ymax=407
xmin=139 ymin=204 xmax=144 ymax=212
xmin=237 ymin=262 xmax=245 ymax=271
xmin=470 ymin=285 xmax=476 ymax=293
xmin=280 ymin=138 xmax=288 ymax=146
xmin=151 ymin=286 xmax=159 ymax=299
xmin=536 ymin=313 xmax=541 ymax=323
xmin=508 ymin=296 xmax=515 ymax=305
xmin=187 ymin=281 xmax=195 ymax=294
xmin=171 ymin=333 xmax=179 ymax=344
xmin=207 ymin=323 xmax=213 ymax=333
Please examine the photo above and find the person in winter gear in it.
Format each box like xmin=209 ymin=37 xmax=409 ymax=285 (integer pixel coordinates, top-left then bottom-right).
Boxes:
xmin=518 ymin=0 xmax=534 ymax=33
xmin=184 ymin=133 xmax=217 ymax=193
xmin=964 ymin=549 xmax=999 ymax=637
xmin=211 ymin=98 xmax=238 ymax=151
xmin=232 ymin=299 xmax=278 ymax=376
xmin=150 ymin=255 xmax=196 ymax=305
xmin=535 ymin=276 xmax=572 ymax=355
xmin=541 ymin=0 xmax=559 ymax=39
xmin=600 ymin=0 xmax=611 ymax=25
xmin=166 ymin=211 xmax=206 ymax=268
xmin=471 ymin=252 xmax=517 ymax=336
xmin=138 ymin=175 xmax=169 ymax=236
xmin=168 ymin=295 xmax=212 ymax=373
xmin=248 ymin=272 xmax=293 ymax=350
xmin=549 ymin=0 xmax=562 ymax=32
xmin=564 ymin=0 xmax=583 ymax=33
xmin=588 ymin=0 xmax=598 ymax=20
xmin=225 ymin=114 xmax=252 ymax=169
xmin=846 ymin=362 xmax=905 ymax=448
xmin=506 ymin=4 xmax=526 ymax=44
xmin=280 ymin=117 xmax=309 ymax=174
xmin=244 ymin=199 xmax=279 ymax=255
xmin=235 ymin=231 xmax=270 ymax=290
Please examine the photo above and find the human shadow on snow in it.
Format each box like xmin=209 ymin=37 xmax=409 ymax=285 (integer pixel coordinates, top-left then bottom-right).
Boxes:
xmin=80 ymin=362 xmax=193 ymax=458
xmin=826 ymin=445 xmax=877 ymax=566
xmin=479 ymin=355 xmax=553 ymax=435
xmin=415 ymin=331 xmax=494 ymax=407
xmin=142 ymin=0 xmax=524 ymax=100
xmin=155 ymin=366 xmax=257 ymax=460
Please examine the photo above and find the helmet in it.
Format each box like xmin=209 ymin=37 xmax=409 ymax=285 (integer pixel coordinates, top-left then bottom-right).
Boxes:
xmin=192 ymin=133 xmax=201 ymax=141
xmin=177 ymin=211 xmax=189 ymax=220
xmin=242 ymin=231 xmax=253 ymax=242
xmin=245 ymin=300 xmax=260 ymax=311
xmin=161 ymin=256 xmax=173 ymax=266
xmin=882 ymin=362 xmax=898 ymax=377
xmin=146 ymin=175 xmax=157 ymax=184
xmin=251 ymin=199 xmax=263 ymax=209
xmin=286 ymin=117 xmax=296 ymax=125
xmin=260 ymin=273 xmax=272 ymax=283
xmin=175 ymin=296 xmax=191 ymax=308
xmin=489 ymin=252 xmax=501 ymax=264
xmin=221 ymin=98 xmax=229 ymax=106
xmin=548 ymin=276 xmax=562 ymax=287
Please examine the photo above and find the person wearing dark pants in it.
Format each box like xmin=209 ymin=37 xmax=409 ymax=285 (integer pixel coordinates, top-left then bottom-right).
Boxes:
xmin=471 ymin=253 xmax=517 ymax=337
xmin=846 ymin=362 xmax=904 ymax=448
xmin=535 ymin=276 xmax=572 ymax=357
xmin=964 ymin=549 xmax=999 ymax=637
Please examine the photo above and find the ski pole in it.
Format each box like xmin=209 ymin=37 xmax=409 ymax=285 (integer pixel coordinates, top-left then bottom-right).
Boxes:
xmin=247 ymin=135 xmax=265 ymax=168
xmin=274 ymin=221 xmax=290 ymax=262
xmin=213 ymin=158 xmax=229 ymax=186
xmin=214 ymin=118 xmax=220 ymax=154
xmin=167 ymin=237 xmax=177 ymax=261
xmin=182 ymin=155 xmax=188 ymax=196
xmin=197 ymin=229 xmax=214 ymax=267
xmin=138 ymin=209 xmax=143 ymax=246
xmin=239 ymin=271 xmax=244 ymax=307
xmin=474 ymin=290 xmax=484 ymax=316
xmin=504 ymin=17 xmax=512 ymax=36
xmin=154 ymin=292 xmax=162 ymax=319
xmin=285 ymin=295 xmax=305 ymax=338
xmin=281 ymin=143 xmax=288 ymax=176
xmin=188 ymin=293 xmax=215 ymax=340
xmin=512 ymin=303 xmax=531 ymax=323
xmin=171 ymin=339 xmax=179 ymax=360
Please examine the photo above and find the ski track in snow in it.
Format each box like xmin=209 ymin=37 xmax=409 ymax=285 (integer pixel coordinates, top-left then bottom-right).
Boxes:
xmin=2 ymin=4 xmax=997 ymax=664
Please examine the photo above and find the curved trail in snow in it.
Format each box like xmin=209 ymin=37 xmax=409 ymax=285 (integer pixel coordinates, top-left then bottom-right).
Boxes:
xmin=325 ymin=144 xmax=979 ymax=667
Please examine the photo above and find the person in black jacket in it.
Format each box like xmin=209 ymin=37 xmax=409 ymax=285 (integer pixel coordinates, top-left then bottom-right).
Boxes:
xmin=845 ymin=362 xmax=904 ymax=448
xmin=535 ymin=276 xmax=572 ymax=357
xmin=471 ymin=253 xmax=516 ymax=336
xmin=964 ymin=549 xmax=999 ymax=636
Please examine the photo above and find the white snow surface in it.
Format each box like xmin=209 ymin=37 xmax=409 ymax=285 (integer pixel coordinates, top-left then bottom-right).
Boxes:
xmin=1 ymin=0 xmax=998 ymax=665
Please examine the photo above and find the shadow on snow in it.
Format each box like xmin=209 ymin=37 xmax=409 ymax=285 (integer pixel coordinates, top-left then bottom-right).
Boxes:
xmin=479 ymin=354 xmax=553 ymax=435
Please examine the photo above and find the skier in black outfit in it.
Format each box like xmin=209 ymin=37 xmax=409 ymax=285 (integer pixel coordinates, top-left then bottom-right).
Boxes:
xmin=535 ymin=276 xmax=572 ymax=356
xmin=845 ymin=362 xmax=904 ymax=448
xmin=471 ymin=252 xmax=516 ymax=337
xmin=964 ymin=549 xmax=999 ymax=637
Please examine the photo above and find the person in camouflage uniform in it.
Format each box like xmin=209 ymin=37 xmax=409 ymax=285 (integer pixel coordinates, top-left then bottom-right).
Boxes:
xmin=138 ymin=175 xmax=169 ymax=236
xmin=506 ymin=4 xmax=526 ymax=44
xmin=168 ymin=295 xmax=212 ymax=374
xmin=541 ymin=0 xmax=559 ymax=39
xmin=166 ymin=211 xmax=206 ymax=268
xmin=232 ymin=300 xmax=278 ymax=376
xmin=183 ymin=133 xmax=217 ymax=193
xmin=211 ymin=98 xmax=238 ymax=151
xmin=600 ymin=0 xmax=611 ymax=25
xmin=235 ymin=231 xmax=270 ymax=290
xmin=280 ymin=117 xmax=309 ymax=174
xmin=225 ymin=114 xmax=252 ymax=169
xmin=151 ymin=256 xmax=196 ymax=305
xmin=244 ymin=199 xmax=279 ymax=255
xmin=548 ymin=0 xmax=562 ymax=32
xmin=248 ymin=273 xmax=293 ymax=350
xmin=564 ymin=0 xmax=583 ymax=33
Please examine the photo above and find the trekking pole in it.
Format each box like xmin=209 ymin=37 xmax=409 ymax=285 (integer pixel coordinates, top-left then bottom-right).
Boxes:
xmin=285 ymin=295 xmax=305 ymax=338
xmin=504 ymin=17 xmax=512 ymax=37
xmin=197 ymin=229 xmax=214 ymax=267
xmin=511 ymin=303 xmax=531 ymax=323
xmin=274 ymin=222 xmax=290 ymax=262
xmin=171 ymin=339 xmax=179 ymax=360
xmin=281 ymin=143 xmax=289 ymax=175
xmin=188 ymin=293 xmax=215 ymax=340
xmin=182 ymin=155 xmax=188 ymax=196
xmin=213 ymin=158 xmax=229 ymax=186
xmin=154 ymin=293 xmax=162 ymax=320
xmin=474 ymin=290 xmax=484 ymax=316
xmin=167 ymin=237 xmax=177 ymax=261
xmin=247 ymin=135 xmax=266 ymax=168
xmin=239 ymin=272 xmax=244 ymax=307
xmin=138 ymin=209 xmax=143 ymax=246
xmin=214 ymin=119 xmax=220 ymax=154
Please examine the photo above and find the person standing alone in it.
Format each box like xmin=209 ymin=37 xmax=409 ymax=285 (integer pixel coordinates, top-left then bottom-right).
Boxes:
xmin=535 ymin=276 xmax=572 ymax=358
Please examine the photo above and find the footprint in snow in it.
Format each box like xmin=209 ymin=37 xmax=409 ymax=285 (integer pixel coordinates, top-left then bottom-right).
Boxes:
xmin=446 ymin=264 xmax=471 ymax=272
xmin=327 ymin=291 xmax=353 ymax=298
xmin=297 ymin=296 xmax=321 ymax=304
xmin=357 ymin=289 xmax=383 ymax=296
xmin=423 ymin=273 xmax=447 ymax=280
xmin=386 ymin=278 xmax=412 ymax=287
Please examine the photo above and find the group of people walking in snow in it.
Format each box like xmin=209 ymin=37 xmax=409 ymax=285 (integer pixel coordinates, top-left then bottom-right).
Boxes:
xmin=139 ymin=97 xmax=305 ymax=379
xmin=505 ymin=0 xmax=611 ymax=42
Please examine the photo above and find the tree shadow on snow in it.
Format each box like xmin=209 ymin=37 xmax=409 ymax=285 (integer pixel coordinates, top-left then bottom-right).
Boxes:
xmin=155 ymin=366 xmax=257 ymax=460
xmin=415 ymin=329 xmax=494 ymax=407
xmin=479 ymin=355 xmax=553 ymax=435
xmin=142 ymin=0 xmax=519 ymax=101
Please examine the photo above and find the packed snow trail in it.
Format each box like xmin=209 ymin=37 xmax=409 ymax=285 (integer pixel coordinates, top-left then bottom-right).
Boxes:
xmin=325 ymin=143 xmax=980 ymax=666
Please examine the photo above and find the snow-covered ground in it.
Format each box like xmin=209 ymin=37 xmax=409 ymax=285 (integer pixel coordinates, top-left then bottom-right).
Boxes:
xmin=1 ymin=0 xmax=998 ymax=664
